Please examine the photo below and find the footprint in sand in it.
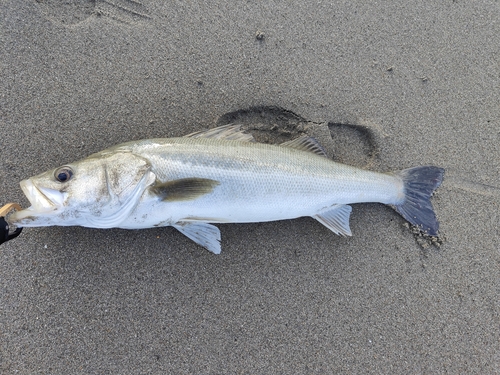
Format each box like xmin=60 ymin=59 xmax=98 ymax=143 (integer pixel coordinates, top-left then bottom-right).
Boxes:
xmin=216 ymin=106 xmax=378 ymax=169
xmin=37 ymin=0 xmax=151 ymax=26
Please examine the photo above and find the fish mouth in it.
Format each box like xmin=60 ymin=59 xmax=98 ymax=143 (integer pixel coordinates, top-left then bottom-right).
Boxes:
xmin=10 ymin=179 xmax=66 ymax=221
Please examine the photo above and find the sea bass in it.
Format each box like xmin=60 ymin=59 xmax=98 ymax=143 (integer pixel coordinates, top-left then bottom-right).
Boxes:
xmin=10 ymin=125 xmax=444 ymax=254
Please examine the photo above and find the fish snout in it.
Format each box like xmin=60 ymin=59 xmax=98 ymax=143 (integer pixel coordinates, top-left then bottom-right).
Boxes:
xmin=20 ymin=179 xmax=65 ymax=211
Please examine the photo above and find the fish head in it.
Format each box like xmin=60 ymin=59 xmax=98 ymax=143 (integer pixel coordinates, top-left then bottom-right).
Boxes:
xmin=10 ymin=151 xmax=154 ymax=228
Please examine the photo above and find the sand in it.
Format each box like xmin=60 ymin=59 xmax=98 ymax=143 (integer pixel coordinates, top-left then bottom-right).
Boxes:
xmin=1 ymin=1 xmax=499 ymax=373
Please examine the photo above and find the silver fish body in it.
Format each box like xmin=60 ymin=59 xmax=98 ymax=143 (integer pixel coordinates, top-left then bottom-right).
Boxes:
xmin=10 ymin=125 xmax=444 ymax=253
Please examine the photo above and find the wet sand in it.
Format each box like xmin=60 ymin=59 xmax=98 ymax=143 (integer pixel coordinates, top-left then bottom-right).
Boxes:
xmin=1 ymin=1 xmax=499 ymax=373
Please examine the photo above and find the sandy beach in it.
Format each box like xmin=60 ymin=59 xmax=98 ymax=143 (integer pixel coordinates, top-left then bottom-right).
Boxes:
xmin=1 ymin=1 xmax=499 ymax=373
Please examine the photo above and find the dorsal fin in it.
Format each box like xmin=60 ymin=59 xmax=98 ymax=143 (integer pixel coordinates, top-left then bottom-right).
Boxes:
xmin=184 ymin=124 xmax=255 ymax=142
xmin=280 ymin=135 xmax=328 ymax=157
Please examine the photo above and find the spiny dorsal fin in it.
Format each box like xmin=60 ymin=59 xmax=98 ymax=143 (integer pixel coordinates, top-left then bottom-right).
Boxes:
xmin=150 ymin=178 xmax=220 ymax=201
xmin=280 ymin=135 xmax=328 ymax=157
xmin=313 ymin=204 xmax=352 ymax=236
xmin=184 ymin=124 xmax=255 ymax=142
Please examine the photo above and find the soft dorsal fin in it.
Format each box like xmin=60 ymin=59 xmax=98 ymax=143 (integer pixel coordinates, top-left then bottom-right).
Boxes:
xmin=184 ymin=124 xmax=255 ymax=142
xmin=150 ymin=178 xmax=220 ymax=202
xmin=280 ymin=135 xmax=328 ymax=157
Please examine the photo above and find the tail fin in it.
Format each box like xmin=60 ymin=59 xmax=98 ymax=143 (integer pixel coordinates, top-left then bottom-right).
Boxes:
xmin=393 ymin=166 xmax=445 ymax=236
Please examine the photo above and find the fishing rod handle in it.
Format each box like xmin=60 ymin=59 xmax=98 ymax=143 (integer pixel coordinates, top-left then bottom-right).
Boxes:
xmin=0 ymin=203 xmax=23 ymax=245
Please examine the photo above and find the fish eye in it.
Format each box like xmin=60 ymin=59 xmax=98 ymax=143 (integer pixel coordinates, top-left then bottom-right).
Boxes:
xmin=54 ymin=166 xmax=74 ymax=183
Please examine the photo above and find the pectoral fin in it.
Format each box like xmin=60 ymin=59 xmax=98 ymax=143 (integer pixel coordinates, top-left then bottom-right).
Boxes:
xmin=173 ymin=222 xmax=222 ymax=254
xmin=151 ymin=178 xmax=220 ymax=202
xmin=313 ymin=204 xmax=352 ymax=236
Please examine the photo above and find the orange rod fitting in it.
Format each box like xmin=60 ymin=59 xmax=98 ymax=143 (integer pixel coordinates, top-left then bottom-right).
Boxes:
xmin=0 ymin=203 xmax=22 ymax=217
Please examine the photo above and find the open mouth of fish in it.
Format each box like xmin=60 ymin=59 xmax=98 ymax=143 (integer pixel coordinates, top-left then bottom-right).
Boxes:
xmin=11 ymin=179 xmax=65 ymax=220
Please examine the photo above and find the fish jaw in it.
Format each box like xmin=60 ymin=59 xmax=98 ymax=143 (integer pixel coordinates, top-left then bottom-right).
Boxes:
xmin=9 ymin=179 xmax=66 ymax=225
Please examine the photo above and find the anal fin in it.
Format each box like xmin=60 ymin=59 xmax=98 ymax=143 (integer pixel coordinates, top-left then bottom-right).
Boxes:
xmin=173 ymin=221 xmax=222 ymax=254
xmin=313 ymin=204 xmax=352 ymax=236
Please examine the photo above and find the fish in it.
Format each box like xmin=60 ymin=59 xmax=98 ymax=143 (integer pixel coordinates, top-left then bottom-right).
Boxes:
xmin=10 ymin=124 xmax=444 ymax=254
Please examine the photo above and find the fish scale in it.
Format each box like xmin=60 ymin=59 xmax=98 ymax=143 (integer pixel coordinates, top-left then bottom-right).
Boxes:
xmin=125 ymin=137 xmax=401 ymax=223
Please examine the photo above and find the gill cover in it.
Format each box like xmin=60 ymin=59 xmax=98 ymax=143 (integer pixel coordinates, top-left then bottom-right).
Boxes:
xmin=84 ymin=152 xmax=155 ymax=228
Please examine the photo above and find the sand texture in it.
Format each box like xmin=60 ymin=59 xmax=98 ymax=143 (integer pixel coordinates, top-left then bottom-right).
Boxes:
xmin=1 ymin=1 xmax=499 ymax=373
